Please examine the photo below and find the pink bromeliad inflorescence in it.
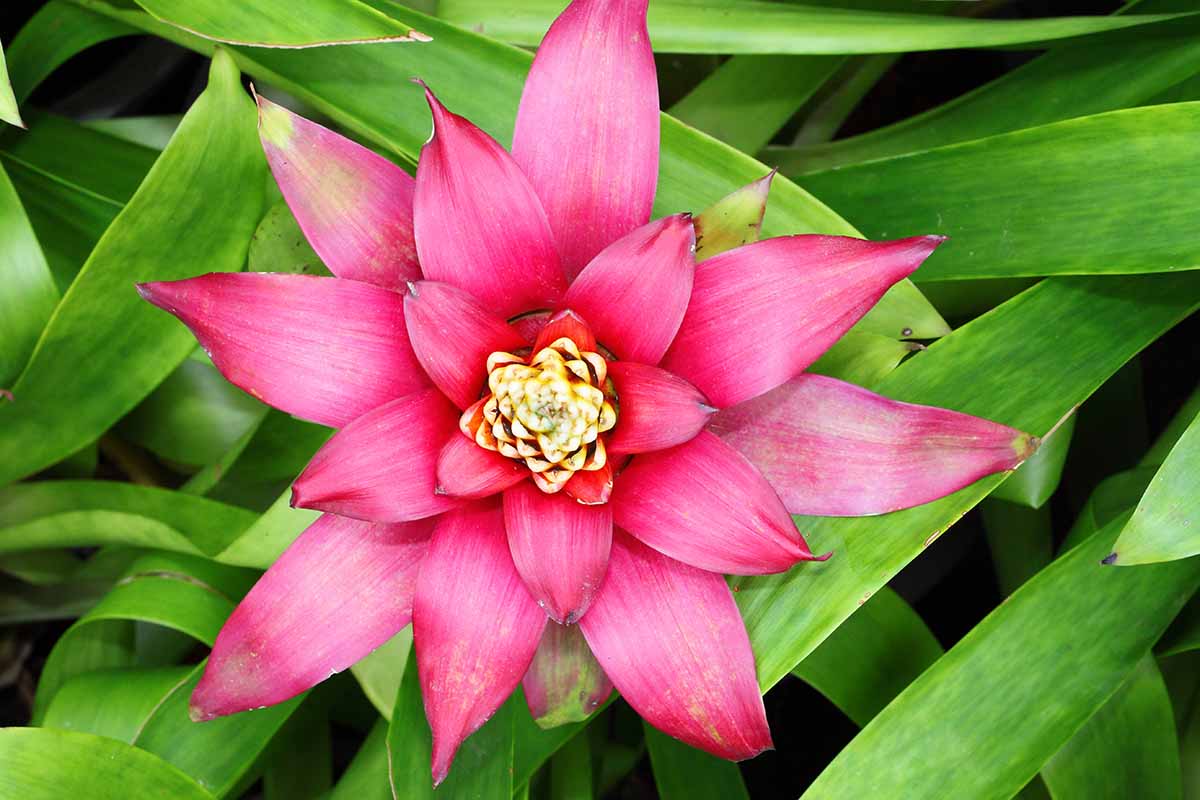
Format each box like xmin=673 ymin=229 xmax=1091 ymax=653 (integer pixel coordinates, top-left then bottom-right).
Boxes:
xmin=138 ymin=0 xmax=1037 ymax=784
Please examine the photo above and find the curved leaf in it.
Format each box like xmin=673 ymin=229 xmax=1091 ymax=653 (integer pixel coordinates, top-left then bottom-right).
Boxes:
xmin=1110 ymin=407 xmax=1200 ymax=565
xmin=0 ymin=728 xmax=214 ymax=800
xmin=799 ymin=104 xmax=1200 ymax=281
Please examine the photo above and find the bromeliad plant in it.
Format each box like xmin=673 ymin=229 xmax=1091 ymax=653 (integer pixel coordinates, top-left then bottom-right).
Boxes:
xmin=135 ymin=0 xmax=1038 ymax=782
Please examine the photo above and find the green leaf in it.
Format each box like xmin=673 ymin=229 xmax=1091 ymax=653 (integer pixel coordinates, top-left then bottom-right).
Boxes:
xmin=437 ymin=1 xmax=1193 ymax=54
xmin=991 ymin=413 xmax=1076 ymax=508
xmin=6 ymin=1 xmax=136 ymax=104
xmin=918 ymin=277 xmax=1039 ymax=321
xmin=3 ymin=112 xmax=159 ymax=203
xmin=789 ymin=587 xmax=942 ymax=727
xmin=34 ymin=552 xmax=255 ymax=720
xmin=75 ymin=0 xmax=950 ymax=340
xmin=116 ymin=358 xmax=267 ymax=467
xmin=213 ymin=490 xmax=320 ymax=570
xmin=248 ymin=199 xmax=329 ymax=276
xmin=807 ymin=331 xmax=919 ymax=389
xmin=1110 ymin=407 xmax=1200 ymax=565
xmin=0 ymin=42 xmax=23 ymax=128
xmin=0 ymin=481 xmax=257 ymax=559
xmin=981 ymin=500 xmax=1054 ymax=596
xmin=0 ymin=728 xmax=215 ymax=799
xmin=349 ymin=628 xmax=411 ymax=720
xmin=765 ymin=3 xmax=1200 ymax=173
xmin=85 ymin=114 xmax=182 ymax=150
xmin=738 ymin=271 xmax=1200 ymax=692
xmin=262 ymin=704 xmax=332 ymax=800
xmin=668 ymin=55 xmax=844 ymax=153
xmin=1143 ymin=384 xmax=1200 ymax=467
xmin=387 ymin=649 xmax=513 ymax=797
xmin=1062 ymin=467 xmax=1158 ymax=553
xmin=0 ymin=157 xmax=119 ymax=291
xmin=0 ymin=577 xmax=109 ymax=623
xmin=798 ymin=103 xmax=1200 ymax=281
xmin=645 ymin=724 xmax=749 ymax=800
xmin=0 ymin=160 xmax=57 ymax=387
xmin=513 ymin=689 xmax=600 ymax=790
xmin=329 ymin=719 xmax=392 ymax=800
xmin=133 ymin=666 xmax=302 ymax=799
xmin=1042 ymin=654 xmax=1182 ymax=800
xmin=801 ymin=514 xmax=1200 ymax=800
xmin=0 ymin=113 xmax=155 ymax=290
xmin=132 ymin=0 xmax=430 ymax=47
xmin=42 ymin=666 xmax=193 ymax=742
xmin=789 ymin=53 xmax=897 ymax=147
xmin=548 ymin=731 xmax=594 ymax=800
xmin=0 ymin=50 xmax=266 ymax=487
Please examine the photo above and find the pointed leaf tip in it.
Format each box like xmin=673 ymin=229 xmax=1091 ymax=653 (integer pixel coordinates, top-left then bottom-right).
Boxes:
xmin=255 ymin=93 xmax=295 ymax=147
xmin=694 ymin=171 xmax=776 ymax=261
xmin=187 ymin=700 xmax=215 ymax=723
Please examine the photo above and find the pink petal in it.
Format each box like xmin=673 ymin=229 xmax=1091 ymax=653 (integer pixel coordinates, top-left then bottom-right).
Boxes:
xmin=512 ymin=0 xmax=659 ymax=279
xmin=256 ymin=95 xmax=419 ymax=288
xmin=606 ymin=361 xmax=714 ymax=455
xmin=564 ymin=462 xmax=614 ymax=505
xmin=612 ymin=431 xmax=825 ymax=574
xmin=580 ymin=531 xmax=772 ymax=760
xmin=503 ymin=481 xmax=613 ymax=624
xmin=563 ymin=215 xmax=696 ymax=364
xmin=522 ymin=622 xmax=613 ymax=729
xmin=137 ymin=273 xmax=428 ymax=429
xmin=533 ymin=308 xmax=596 ymax=354
xmin=661 ymin=235 xmax=945 ymax=408
xmin=413 ymin=83 xmax=566 ymax=318
xmin=711 ymin=374 xmax=1037 ymax=516
xmin=291 ymin=388 xmax=461 ymax=522
xmin=413 ymin=502 xmax=547 ymax=784
xmin=190 ymin=513 xmax=432 ymax=720
xmin=436 ymin=432 xmax=527 ymax=499
xmin=404 ymin=280 xmax=527 ymax=410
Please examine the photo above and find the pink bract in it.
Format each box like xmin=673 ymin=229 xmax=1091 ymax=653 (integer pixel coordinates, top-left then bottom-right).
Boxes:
xmin=138 ymin=0 xmax=1037 ymax=784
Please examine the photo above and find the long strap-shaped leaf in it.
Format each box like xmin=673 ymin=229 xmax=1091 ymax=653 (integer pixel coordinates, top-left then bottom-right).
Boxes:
xmin=0 ymin=50 xmax=266 ymax=486
xmin=801 ymin=512 xmax=1200 ymax=799
xmin=0 ymin=161 xmax=56 ymax=387
xmin=799 ymin=103 xmax=1200 ymax=281
xmin=765 ymin=0 xmax=1200 ymax=172
xmin=437 ymin=0 xmax=1194 ymax=54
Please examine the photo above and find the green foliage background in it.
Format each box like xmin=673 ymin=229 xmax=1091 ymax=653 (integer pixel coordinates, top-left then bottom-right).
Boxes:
xmin=0 ymin=1 xmax=1197 ymax=798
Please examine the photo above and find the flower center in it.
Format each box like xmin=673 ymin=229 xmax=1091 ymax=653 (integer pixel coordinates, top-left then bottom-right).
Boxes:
xmin=461 ymin=336 xmax=617 ymax=494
